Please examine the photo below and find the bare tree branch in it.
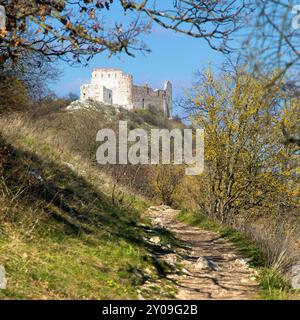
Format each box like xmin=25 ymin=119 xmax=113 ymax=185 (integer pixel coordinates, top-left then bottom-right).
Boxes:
xmin=0 ymin=0 xmax=248 ymax=64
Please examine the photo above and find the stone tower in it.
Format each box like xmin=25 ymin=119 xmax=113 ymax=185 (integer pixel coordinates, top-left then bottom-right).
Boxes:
xmin=163 ymin=80 xmax=172 ymax=118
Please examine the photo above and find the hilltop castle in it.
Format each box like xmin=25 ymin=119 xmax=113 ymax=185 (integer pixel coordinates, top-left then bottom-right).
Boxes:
xmin=80 ymin=68 xmax=172 ymax=118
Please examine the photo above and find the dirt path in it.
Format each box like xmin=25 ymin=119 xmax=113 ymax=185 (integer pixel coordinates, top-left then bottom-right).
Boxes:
xmin=144 ymin=206 xmax=259 ymax=300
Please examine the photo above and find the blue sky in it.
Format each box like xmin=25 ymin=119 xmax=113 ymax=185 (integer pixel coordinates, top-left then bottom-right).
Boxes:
xmin=51 ymin=6 xmax=230 ymax=115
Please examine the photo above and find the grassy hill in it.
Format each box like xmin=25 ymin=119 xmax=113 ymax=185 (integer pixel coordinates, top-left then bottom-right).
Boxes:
xmin=1 ymin=103 xmax=298 ymax=300
xmin=0 ymin=104 xmax=180 ymax=299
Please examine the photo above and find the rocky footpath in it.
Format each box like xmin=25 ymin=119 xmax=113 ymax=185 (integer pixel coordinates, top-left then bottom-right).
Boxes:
xmin=141 ymin=206 xmax=258 ymax=300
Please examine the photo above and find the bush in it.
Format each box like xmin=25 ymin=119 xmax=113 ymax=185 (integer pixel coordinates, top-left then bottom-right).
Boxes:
xmin=0 ymin=74 xmax=30 ymax=113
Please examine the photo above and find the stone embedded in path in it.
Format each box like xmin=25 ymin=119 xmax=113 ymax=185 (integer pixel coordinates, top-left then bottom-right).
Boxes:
xmin=181 ymin=268 xmax=190 ymax=275
xmin=138 ymin=293 xmax=146 ymax=300
xmin=148 ymin=206 xmax=161 ymax=211
xmin=149 ymin=236 xmax=161 ymax=245
xmin=194 ymin=256 xmax=219 ymax=271
xmin=152 ymin=217 xmax=164 ymax=227
xmin=142 ymin=205 xmax=258 ymax=300
xmin=149 ymin=205 xmax=171 ymax=211
xmin=222 ymin=253 xmax=236 ymax=260
xmin=234 ymin=258 xmax=250 ymax=268
xmin=163 ymin=254 xmax=178 ymax=267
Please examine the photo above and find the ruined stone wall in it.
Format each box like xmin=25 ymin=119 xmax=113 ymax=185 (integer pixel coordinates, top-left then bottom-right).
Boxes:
xmin=163 ymin=81 xmax=172 ymax=118
xmin=132 ymin=85 xmax=166 ymax=113
xmin=80 ymin=84 xmax=112 ymax=105
xmin=79 ymin=67 xmax=172 ymax=117
xmin=102 ymin=86 xmax=113 ymax=104
xmin=91 ymin=68 xmax=133 ymax=109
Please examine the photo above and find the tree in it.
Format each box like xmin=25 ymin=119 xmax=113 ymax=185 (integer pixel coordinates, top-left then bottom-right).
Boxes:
xmin=2 ymin=50 xmax=59 ymax=98
xmin=182 ymin=68 xmax=299 ymax=224
xmin=0 ymin=50 xmax=59 ymax=112
xmin=239 ymin=1 xmax=300 ymax=149
xmin=153 ymin=164 xmax=184 ymax=206
xmin=245 ymin=1 xmax=300 ymax=83
xmin=0 ymin=0 xmax=248 ymax=65
xmin=0 ymin=72 xmax=30 ymax=112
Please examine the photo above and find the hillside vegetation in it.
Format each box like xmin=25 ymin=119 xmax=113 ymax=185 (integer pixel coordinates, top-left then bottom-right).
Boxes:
xmin=0 ymin=95 xmax=299 ymax=300
xmin=0 ymin=105 xmax=181 ymax=299
xmin=173 ymin=70 xmax=300 ymax=299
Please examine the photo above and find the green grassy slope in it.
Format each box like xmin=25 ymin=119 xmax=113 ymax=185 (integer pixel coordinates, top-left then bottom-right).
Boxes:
xmin=0 ymin=110 xmax=177 ymax=299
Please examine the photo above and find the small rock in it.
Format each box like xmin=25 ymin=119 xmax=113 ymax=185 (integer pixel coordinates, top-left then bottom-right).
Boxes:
xmin=164 ymin=254 xmax=177 ymax=267
xmin=137 ymin=223 xmax=148 ymax=228
xmin=160 ymin=205 xmax=171 ymax=210
xmin=152 ymin=217 xmax=164 ymax=226
xmin=137 ymin=293 xmax=145 ymax=300
xmin=234 ymin=258 xmax=249 ymax=267
xmin=223 ymin=253 xmax=236 ymax=259
xmin=194 ymin=257 xmax=218 ymax=271
xmin=144 ymin=267 xmax=152 ymax=275
xmin=240 ymin=278 xmax=249 ymax=284
xmin=195 ymin=257 xmax=211 ymax=270
xmin=148 ymin=206 xmax=161 ymax=211
xmin=29 ymin=169 xmax=45 ymax=185
xmin=149 ymin=236 xmax=161 ymax=245
xmin=165 ymin=208 xmax=180 ymax=215
xmin=181 ymin=268 xmax=190 ymax=275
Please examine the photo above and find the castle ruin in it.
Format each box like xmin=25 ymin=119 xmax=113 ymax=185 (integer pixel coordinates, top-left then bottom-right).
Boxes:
xmin=80 ymin=68 xmax=172 ymax=118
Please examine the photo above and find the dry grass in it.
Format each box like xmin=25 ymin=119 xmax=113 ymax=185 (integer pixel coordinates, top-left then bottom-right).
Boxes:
xmin=0 ymin=113 xmax=176 ymax=299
